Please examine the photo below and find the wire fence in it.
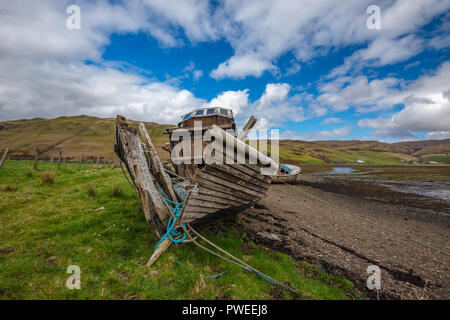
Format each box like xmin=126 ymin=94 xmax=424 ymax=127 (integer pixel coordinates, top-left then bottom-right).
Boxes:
xmin=0 ymin=159 xmax=119 ymax=172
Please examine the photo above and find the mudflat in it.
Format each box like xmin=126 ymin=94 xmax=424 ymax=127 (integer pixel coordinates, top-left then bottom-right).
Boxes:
xmin=236 ymin=170 xmax=450 ymax=299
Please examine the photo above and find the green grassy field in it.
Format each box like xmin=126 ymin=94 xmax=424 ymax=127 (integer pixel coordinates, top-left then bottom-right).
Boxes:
xmin=427 ymin=155 xmax=450 ymax=164
xmin=0 ymin=161 xmax=358 ymax=300
xmin=277 ymin=144 xmax=415 ymax=165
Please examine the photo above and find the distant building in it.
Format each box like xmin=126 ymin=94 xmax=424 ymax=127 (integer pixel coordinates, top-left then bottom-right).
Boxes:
xmin=356 ymin=159 xmax=364 ymax=164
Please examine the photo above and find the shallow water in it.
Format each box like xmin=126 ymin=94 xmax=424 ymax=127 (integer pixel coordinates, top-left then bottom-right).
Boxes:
xmin=304 ymin=165 xmax=450 ymax=215
xmin=377 ymin=180 xmax=450 ymax=202
xmin=315 ymin=167 xmax=358 ymax=174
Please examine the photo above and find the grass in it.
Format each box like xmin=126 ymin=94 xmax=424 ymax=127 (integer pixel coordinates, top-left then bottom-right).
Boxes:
xmin=87 ymin=184 xmax=97 ymax=198
xmin=111 ymin=184 xmax=123 ymax=197
xmin=41 ymin=171 xmax=56 ymax=185
xmin=0 ymin=160 xmax=359 ymax=300
xmin=427 ymin=155 xmax=450 ymax=164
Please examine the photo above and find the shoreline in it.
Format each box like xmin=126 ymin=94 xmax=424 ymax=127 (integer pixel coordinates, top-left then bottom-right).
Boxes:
xmin=233 ymin=175 xmax=450 ymax=299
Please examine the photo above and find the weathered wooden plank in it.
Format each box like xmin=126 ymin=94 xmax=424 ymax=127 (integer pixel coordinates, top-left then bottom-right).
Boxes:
xmin=146 ymin=237 xmax=171 ymax=268
xmin=195 ymin=187 xmax=248 ymax=204
xmin=209 ymin=164 xmax=270 ymax=190
xmin=190 ymin=192 xmax=244 ymax=206
xmin=139 ymin=122 xmax=178 ymax=202
xmin=237 ymin=115 xmax=257 ymax=141
xmin=178 ymin=162 xmax=186 ymax=177
xmin=195 ymin=171 xmax=262 ymax=198
xmin=203 ymin=154 xmax=271 ymax=183
xmin=183 ymin=207 xmax=246 ymax=224
xmin=184 ymin=206 xmax=224 ymax=214
xmin=0 ymin=147 xmax=8 ymax=170
xmin=209 ymin=125 xmax=278 ymax=175
xmin=203 ymin=165 xmax=268 ymax=194
xmin=187 ymin=197 xmax=237 ymax=210
xmin=192 ymin=175 xmax=257 ymax=201
xmin=115 ymin=115 xmax=169 ymax=237
xmin=203 ymin=139 xmax=274 ymax=178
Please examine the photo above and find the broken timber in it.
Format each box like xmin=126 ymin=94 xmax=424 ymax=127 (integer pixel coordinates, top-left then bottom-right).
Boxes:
xmin=237 ymin=115 xmax=257 ymax=141
xmin=0 ymin=147 xmax=9 ymax=170
xmin=138 ymin=122 xmax=178 ymax=202
xmin=114 ymin=115 xmax=170 ymax=237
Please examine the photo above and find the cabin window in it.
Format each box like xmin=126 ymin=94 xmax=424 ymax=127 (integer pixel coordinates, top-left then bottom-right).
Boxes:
xmin=206 ymin=108 xmax=215 ymax=115
xmin=195 ymin=109 xmax=204 ymax=116
xmin=183 ymin=113 xmax=191 ymax=120
xmin=220 ymin=109 xmax=228 ymax=116
xmin=280 ymin=164 xmax=291 ymax=174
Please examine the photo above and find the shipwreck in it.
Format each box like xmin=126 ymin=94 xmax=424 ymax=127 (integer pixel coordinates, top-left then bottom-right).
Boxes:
xmin=114 ymin=107 xmax=281 ymax=265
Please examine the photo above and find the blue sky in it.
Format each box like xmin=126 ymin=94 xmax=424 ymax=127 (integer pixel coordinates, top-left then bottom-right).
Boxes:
xmin=1 ymin=1 xmax=449 ymax=141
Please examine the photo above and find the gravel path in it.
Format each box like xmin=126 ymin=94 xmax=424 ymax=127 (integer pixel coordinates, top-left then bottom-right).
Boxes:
xmin=237 ymin=176 xmax=450 ymax=299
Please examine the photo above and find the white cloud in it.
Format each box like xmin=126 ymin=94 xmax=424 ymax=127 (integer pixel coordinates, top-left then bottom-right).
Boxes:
xmin=0 ymin=60 xmax=204 ymax=123
xmin=183 ymin=61 xmax=203 ymax=81
xmin=281 ymin=126 xmax=352 ymax=141
xmin=425 ymin=131 xmax=450 ymax=140
xmin=248 ymin=83 xmax=308 ymax=127
xmin=203 ymin=89 xmax=250 ymax=116
xmin=142 ymin=0 xmax=218 ymax=44
xmin=209 ymin=0 xmax=449 ymax=79
xmin=284 ymin=61 xmax=301 ymax=77
xmin=357 ymin=62 xmax=450 ymax=139
xmin=317 ymin=76 xmax=403 ymax=112
xmin=210 ymin=54 xmax=276 ymax=79
xmin=327 ymin=0 xmax=450 ymax=78
xmin=322 ymin=117 xmax=344 ymax=125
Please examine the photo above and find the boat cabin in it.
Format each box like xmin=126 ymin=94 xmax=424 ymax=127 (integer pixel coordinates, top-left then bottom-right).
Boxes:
xmin=178 ymin=107 xmax=236 ymax=133
xmin=165 ymin=107 xmax=237 ymax=178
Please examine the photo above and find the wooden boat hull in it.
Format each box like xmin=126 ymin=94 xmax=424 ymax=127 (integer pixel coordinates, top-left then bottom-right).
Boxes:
xmin=182 ymin=162 xmax=272 ymax=224
xmin=115 ymin=116 xmax=276 ymax=231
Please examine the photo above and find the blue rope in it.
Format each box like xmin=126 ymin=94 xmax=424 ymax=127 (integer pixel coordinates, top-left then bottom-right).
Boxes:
xmin=154 ymin=198 xmax=187 ymax=251
xmin=245 ymin=266 xmax=279 ymax=286
xmin=209 ymin=271 xmax=228 ymax=279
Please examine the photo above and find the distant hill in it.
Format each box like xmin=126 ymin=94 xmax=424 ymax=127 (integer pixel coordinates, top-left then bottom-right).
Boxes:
xmin=278 ymin=139 xmax=450 ymax=165
xmin=1 ymin=115 xmax=449 ymax=165
xmin=0 ymin=115 xmax=174 ymax=162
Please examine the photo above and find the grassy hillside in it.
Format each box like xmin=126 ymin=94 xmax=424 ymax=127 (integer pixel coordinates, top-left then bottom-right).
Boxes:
xmin=278 ymin=139 xmax=450 ymax=165
xmin=0 ymin=116 xmax=173 ymax=161
xmin=1 ymin=115 xmax=449 ymax=165
xmin=0 ymin=161 xmax=358 ymax=299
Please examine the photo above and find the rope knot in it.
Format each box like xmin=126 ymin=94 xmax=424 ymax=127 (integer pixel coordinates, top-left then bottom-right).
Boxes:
xmin=154 ymin=198 xmax=187 ymax=251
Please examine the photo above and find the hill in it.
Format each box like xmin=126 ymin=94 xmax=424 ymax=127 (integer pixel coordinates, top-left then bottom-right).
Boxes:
xmin=278 ymin=139 xmax=450 ymax=165
xmin=0 ymin=115 xmax=174 ymax=162
xmin=1 ymin=115 xmax=449 ymax=165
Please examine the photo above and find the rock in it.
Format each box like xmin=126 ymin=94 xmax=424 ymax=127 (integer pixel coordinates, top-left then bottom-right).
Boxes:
xmin=257 ymin=231 xmax=281 ymax=241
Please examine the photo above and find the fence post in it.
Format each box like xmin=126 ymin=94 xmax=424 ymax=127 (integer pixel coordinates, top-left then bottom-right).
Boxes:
xmin=0 ymin=147 xmax=9 ymax=170
xmin=34 ymin=147 xmax=39 ymax=170
xmin=57 ymin=150 xmax=62 ymax=169
xmin=78 ymin=154 xmax=82 ymax=170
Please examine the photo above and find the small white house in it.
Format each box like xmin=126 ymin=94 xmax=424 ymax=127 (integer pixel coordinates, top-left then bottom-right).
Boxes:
xmin=356 ymin=159 xmax=365 ymax=164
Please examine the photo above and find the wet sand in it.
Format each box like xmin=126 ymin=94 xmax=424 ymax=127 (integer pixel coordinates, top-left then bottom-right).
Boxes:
xmin=235 ymin=175 xmax=450 ymax=299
